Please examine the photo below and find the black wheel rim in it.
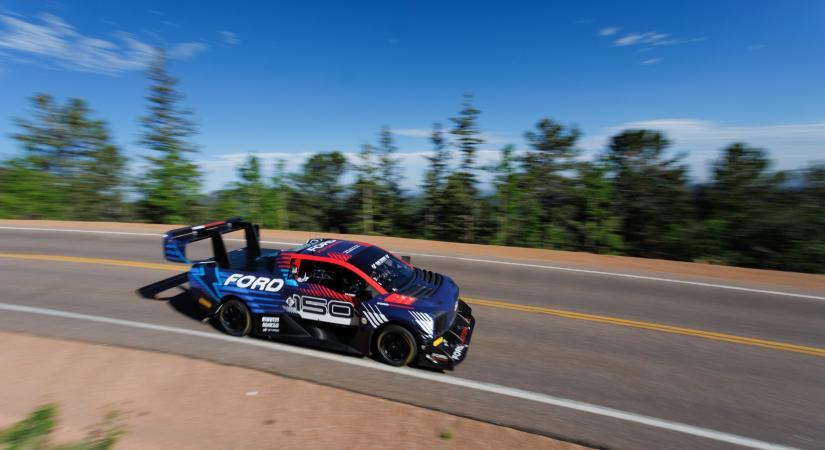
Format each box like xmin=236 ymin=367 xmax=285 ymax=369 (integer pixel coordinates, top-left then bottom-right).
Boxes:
xmin=221 ymin=303 xmax=247 ymax=333
xmin=380 ymin=332 xmax=411 ymax=364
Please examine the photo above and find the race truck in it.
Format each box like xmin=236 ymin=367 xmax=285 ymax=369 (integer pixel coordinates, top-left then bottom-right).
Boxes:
xmin=162 ymin=218 xmax=475 ymax=370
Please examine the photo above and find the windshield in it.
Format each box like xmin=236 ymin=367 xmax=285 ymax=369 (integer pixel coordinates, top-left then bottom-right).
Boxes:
xmin=348 ymin=246 xmax=414 ymax=291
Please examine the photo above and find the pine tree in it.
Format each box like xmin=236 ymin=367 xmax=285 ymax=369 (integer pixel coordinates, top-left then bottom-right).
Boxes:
xmin=605 ymin=130 xmax=692 ymax=258
xmin=578 ymin=162 xmax=623 ymax=253
xmin=352 ymin=143 xmax=378 ymax=234
xmin=65 ymin=99 xmax=127 ymax=220
xmin=421 ymin=123 xmax=450 ymax=239
xmin=235 ymin=155 xmax=266 ymax=224
xmin=700 ymin=143 xmax=787 ymax=267
xmin=291 ymin=152 xmax=348 ymax=232
xmin=522 ymin=118 xmax=582 ymax=248
xmin=450 ymin=93 xmax=484 ymax=176
xmin=486 ymin=145 xmax=518 ymax=245
xmin=0 ymin=158 xmax=66 ymax=219
xmin=440 ymin=172 xmax=476 ymax=241
xmin=785 ymin=164 xmax=825 ymax=272
xmin=375 ymin=127 xmax=403 ymax=235
xmin=6 ymin=94 xmax=125 ymax=220
xmin=446 ymin=94 xmax=484 ymax=242
xmin=211 ymin=188 xmax=242 ymax=221
xmin=270 ymin=159 xmax=290 ymax=229
xmin=483 ymin=143 xmax=546 ymax=248
xmin=12 ymin=94 xmax=70 ymax=175
xmin=136 ymin=51 xmax=202 ymax=224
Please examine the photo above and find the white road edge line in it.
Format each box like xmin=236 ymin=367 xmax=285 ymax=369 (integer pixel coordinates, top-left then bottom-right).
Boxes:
xmin=0 ymin=226 xmax=160 ymax=237
xmin=0 ymin=302 xmax=800 ymax=450
xmin=1 ymin=226 xmax=823 ymax=301
xmin=0 ymin=226 xmax=299 ymax=246
xmin=451 ymin=257 xmax=825 ymax=301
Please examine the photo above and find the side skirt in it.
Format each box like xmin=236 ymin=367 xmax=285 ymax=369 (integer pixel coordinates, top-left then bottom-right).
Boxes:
xmin=251 ymin=312 xmax=370 ymax=356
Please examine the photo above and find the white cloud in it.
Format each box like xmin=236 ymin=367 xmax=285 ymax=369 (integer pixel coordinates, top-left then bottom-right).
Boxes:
xmin=391 ymin=128 xmax=432 ymax=138
xmin=169 ymin=41 xmax=206 ymax=60
xmin=219 ymin=31 xmax=238 ymax=45
xmin=614 ymin=31 xmax=668 ymax=47
xmin=0 ymin=13 xmax=206 ymax=74
xmin=654 ymin=37 xmax=706 ymax=46
xmin=602 ymin=27 xmax=706 ymax=65
xmin=0 ymin=14 xmax=69 ymax=55
xmin=612 ymin=30 xmax=705 ymax=48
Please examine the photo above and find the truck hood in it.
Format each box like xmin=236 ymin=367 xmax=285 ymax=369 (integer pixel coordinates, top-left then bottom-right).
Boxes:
xmin=394 ymin=267 xmax=459 ymax=336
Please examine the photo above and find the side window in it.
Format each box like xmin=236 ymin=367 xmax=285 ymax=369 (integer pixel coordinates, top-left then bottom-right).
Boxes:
xmin=297 ymin=260 xmax=335 ymax=286
xmin=297 ymin=260 xmax=376 ymax=301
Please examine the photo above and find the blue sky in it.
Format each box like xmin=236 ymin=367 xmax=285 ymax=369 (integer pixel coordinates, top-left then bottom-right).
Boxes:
xmin=0 ymin=0 xmax=823 ymax=191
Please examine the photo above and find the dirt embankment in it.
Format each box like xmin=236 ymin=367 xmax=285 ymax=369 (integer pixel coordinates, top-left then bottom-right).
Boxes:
xmin=2 ymin=219 xmax=823 ymax=291
xmin=0 ymin=332 xmax=584 ymax=450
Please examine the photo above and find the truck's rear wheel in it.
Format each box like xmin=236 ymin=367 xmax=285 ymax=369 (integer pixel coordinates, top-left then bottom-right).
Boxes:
xmin=218 ymin=299 xmax=252 ymax=337
xmin=375 ymin=324 xmax=417 ymax=366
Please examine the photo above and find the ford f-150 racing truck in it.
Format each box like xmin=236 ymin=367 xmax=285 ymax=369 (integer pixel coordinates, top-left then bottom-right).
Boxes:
xmin=162 ymin=218 xmax=475 ymax=370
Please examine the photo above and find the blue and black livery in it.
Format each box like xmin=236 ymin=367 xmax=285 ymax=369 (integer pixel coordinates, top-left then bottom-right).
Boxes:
xmin=162 ymin=218 xmax=475 ymax=370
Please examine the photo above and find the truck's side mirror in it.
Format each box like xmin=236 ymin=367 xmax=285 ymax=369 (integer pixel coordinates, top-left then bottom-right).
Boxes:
xmin=401 ymin=255 xmax=411 ymax=263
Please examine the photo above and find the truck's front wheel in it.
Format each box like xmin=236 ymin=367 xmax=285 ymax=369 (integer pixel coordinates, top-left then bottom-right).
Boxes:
xmin=375 ymin=324 xmax=417 ymax=366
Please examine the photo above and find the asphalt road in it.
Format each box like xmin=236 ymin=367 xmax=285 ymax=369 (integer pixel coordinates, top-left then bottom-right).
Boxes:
xmin=1 ymin=224 xmax=824 ymax=449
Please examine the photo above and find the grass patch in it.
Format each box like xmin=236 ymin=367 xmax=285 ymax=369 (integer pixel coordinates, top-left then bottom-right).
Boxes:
xmin=0 ymin=404 xmax=124 ymax=450
xmin=438 ymin=430 xmax=453 ymax=441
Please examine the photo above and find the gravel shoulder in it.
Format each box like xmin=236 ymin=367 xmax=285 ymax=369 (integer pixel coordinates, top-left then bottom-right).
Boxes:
xmin=0 ymin=332 xmax=585 ymax=450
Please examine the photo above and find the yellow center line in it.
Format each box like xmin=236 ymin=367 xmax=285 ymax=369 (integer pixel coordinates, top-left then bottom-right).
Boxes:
xmin=0 ymin=252 xmax=187 ymax=271
xmin=2 ymin=252 xmax=824 ymax=358
xmin=463 ymin=297 xmax=825 ymax=358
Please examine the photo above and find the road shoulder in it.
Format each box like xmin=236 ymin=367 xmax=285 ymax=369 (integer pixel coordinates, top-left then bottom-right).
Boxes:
xmin=0 ymin=331 xmax=585 ymax=450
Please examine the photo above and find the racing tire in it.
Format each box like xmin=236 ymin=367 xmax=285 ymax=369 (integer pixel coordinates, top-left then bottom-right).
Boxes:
xmin=218 ymin=299 xmax=252 ymax=337
xmin=374 ymin=324 xmax=418 ymax=367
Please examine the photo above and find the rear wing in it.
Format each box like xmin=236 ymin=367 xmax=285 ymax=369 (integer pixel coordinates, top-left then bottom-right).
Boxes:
xmin=163 ymin=217 xmax=260 ymax=268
